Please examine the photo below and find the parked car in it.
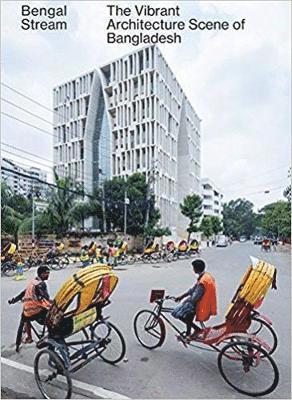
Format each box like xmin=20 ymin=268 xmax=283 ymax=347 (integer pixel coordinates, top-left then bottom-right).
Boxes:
xmin=216 ymin=235 xmax=228 ymax=247
xmin=239 ymin=236 xmax=247 ymax=242
xmin=254 ymin=236 xmax=263 ymax=245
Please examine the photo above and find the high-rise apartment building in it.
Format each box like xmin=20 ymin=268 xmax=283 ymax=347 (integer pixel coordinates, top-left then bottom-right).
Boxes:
xmin=53 ymin=45 xmax=201 ymax=235
xmin=201 ymin=178 xmax=223 ymax=218
xmin=2 ymin=158 xmax=47 ymax=198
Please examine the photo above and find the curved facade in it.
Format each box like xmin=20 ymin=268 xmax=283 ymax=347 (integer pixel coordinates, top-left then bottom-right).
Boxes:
xmin=53 ymin=46 xmax=201 ymax=235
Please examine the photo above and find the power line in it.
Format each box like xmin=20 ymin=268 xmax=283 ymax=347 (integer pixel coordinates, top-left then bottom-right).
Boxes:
xmin=2 ymin=142 xmax=53 ymax=164
xmin=1 ymin=82 xmax=55 ymax=113
xmin=1 ymin=82 xmax=112 ymax=157
xmin=1 ymin=110 xmax=112 ymax=161
xmin=225 ymin=178 xmax=289 ymax=194
xmin=1 ymin=142 xmax=105 ymax=184
xmin=1 ymin=166 xmax=95 ymax=199
xmin=231 ymin=185 xmax=286 ymax=198
xmin=2 ymin=112 xmax=54 ymax=138
xmin=1 ymin=98 xmax=53 ymax=125
xmin=221 ymin=164 xmax=290 ymax=190
xmin=2 ymin=150 xmax=54 ymax=172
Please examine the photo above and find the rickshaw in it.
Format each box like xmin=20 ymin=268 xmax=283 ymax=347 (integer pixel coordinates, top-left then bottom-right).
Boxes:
xmin=188 ymin=239 xmax=201 ymax=256
xmin=173 ymin=239 xmax=190 ymax=259
xmin=142 ymin=241 xmax=160 ymax=263
xmin=18 ymin=265 xmax=126 ymax=399
xmin=134 ymin=257 xmax=279 ymax=397
xmin=261 ymin=239 xmax=271 ymax=252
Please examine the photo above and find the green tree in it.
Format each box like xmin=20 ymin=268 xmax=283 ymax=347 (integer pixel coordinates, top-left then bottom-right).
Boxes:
xmin=180 ymin=194 xmax=203 ymax=241
xmin=223 ymin=199 xmax=256 ymax=239
xmin=200 ymin=216 xmax=214 ymax=239
xmin=70 ymin=202 xmax=93 ymax=230
xmin=104 ymin=173 xmax=160 ymax=236
xmin=210 ymin=216 xmax=223 ymax=235
xmin=145 ymin=226 xmax=171 ymax=239
xmin=260 ymin=201 xmax=291 ymax=239
xmin=18 ymin=212 xmax=53 ymax=237
xmin=46 ymin=172 xmax=82 ymax=234
xmin=1 ymin=183 xmax=31 ymax=242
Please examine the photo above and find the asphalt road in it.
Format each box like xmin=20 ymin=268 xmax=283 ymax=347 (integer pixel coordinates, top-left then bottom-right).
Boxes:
xmin=1 ymin=242 xmax=291 ymax=399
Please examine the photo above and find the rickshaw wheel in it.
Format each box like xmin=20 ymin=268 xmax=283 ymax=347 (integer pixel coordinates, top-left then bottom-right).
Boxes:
xmin=134 ymin=310 xmax=166 ymax=349
xmin=127 ymin=255 xmax=136 ymax=265
xmin=34 ymin=348 xmax=72 ymax=399
xmin=248 ymin=316 xmax=278 ymax=356
xmin=218 ymin=340 xmax=279 ymax=396
xmin=90 ymin=321 xmax=126 ymax=364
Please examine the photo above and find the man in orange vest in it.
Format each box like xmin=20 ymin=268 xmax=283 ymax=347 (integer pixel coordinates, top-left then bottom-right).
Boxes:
xmin=8 ymin=266 xmax=52 ymax=348
xmin=172 ymin=259 xmax=217 ymax=338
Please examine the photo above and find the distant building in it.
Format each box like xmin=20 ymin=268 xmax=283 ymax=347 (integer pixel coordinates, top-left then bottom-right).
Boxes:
xmin=201 ymin=178 xmax=223 ymax=218
xmin=1 ymin=158 xmax=47 ymax=198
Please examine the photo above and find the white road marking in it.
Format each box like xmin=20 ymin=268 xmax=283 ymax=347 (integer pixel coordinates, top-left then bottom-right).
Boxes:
xmin=1 ymin=357 xmax=130 ymax=399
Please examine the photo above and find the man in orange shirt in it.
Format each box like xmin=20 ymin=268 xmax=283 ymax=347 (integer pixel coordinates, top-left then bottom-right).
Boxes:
xmin=172 ymin=259 xmax=217 ymax=338
xmin=8 ymin=266 xmax=52 ymax=350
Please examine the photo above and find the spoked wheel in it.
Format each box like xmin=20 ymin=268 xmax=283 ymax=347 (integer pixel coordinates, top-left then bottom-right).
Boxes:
xmin=248 ymin=316 xmax=278 ymax=356
xmin=34 ymin=349 xmax=72 ymax=399
xmin=90 ymin=321 xmax=126 ymax=364
xmin=57 ymin=256 xmax=70 ymax=269
xmin=218 ymin=340 xmax=279 ymax=396
xmin=2 ymin=262 xmax=17 ymax=277
xmin=134 ymin=310 xmax=166 ymax=349
xmin=48 ymin=259 xmax=61 ymax=270
xmin=126 ymin=255 xmax=136 ymax=265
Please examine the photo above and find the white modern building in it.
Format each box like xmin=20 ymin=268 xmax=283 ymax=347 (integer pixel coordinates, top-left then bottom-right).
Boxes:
xmin=53 ymin=45 xmax=201 ymax=235
xmin=201 ymin=178 xmax=223 ymax=218
xmin=1 ymin=158 xmax=47 ymax=198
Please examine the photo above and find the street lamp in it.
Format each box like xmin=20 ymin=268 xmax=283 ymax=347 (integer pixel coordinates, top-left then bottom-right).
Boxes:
xmin=124 ymin=192 xmax=130 ymax=237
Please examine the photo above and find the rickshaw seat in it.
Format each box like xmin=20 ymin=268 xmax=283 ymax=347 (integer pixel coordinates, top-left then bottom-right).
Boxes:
xmin=46 ymin=264 xmax=118 ymax=337
xmin=225 ymin=259 xmax=276 ymax=324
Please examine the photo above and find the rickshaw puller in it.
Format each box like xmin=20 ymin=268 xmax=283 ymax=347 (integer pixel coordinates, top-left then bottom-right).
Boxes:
xmin=8 ymin=266 xmax=52 ymax=344
xmin=173 ymin=259 xmax=217 ymax=339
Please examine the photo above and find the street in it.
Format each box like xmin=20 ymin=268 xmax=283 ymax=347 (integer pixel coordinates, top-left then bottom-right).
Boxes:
xmin=1 ymin=242 xmax=291 ymax=399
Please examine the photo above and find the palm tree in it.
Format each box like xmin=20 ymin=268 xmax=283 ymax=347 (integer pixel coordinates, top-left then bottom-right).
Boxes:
xmin=46 ymin=172 xmax=82 ymax=235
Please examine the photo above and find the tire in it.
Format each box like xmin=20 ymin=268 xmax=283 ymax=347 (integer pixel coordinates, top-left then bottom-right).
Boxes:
xmin=34 ymin=348 xmax=72 ymax=399
xmin=134 ymin=310 xmax=166 ymax=349
xmin=48 ymin=258 xmax=62 ymax=270
xmin=59 ymin=256 xmax=70 ymax=269
xmin=90 ymin=321 xmax=126 ymax=364
xmin=248 ymin=316 xmax=278 ymax=356
xmin=127 ymin=255 xmax=136 ymax=265
xmin=2 ymin=262 xmax=17 ymax=277
xmin=172 ymin=253 xmax=178 ymax=261
xmin=218 ymin=340 xmax=279 ymax=397
xmin=142 ymin=255 xmax=150 ymax=264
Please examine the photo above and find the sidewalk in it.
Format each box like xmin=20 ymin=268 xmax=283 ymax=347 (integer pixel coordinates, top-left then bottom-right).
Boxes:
xmin=1 ymin=357 xmax=130 ymax=399
xmin=1 ymin=358 xmax=92 ymax=399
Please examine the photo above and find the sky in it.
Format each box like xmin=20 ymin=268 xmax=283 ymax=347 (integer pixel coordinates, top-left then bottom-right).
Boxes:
xmin=1 ymin=0 xmax=291 ymax=211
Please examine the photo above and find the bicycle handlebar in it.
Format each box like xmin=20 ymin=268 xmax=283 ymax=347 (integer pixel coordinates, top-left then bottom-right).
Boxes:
xmin=164 ymin=295 xmax=176 ymax=301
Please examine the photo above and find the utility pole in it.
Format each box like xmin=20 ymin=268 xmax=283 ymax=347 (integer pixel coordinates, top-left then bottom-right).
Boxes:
xmin=32 ymin=181 xmax=35 ymax=247
xmin=124 ymin=190 xmax=130 ymax=237
xmin=101 ymin=184 xmax=107 ymax=233
xmin=145 ymin=160 xmax=158 ymax=228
